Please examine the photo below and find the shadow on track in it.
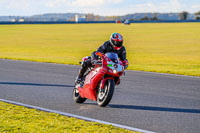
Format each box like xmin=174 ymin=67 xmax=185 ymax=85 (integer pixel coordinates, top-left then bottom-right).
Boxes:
xmin=0 ymin=82 xmax=73 ymax=88
xmin=108 ymin=104 xmax=200 ymax=114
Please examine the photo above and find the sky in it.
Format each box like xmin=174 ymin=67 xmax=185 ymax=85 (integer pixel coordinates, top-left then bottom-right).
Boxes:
xmin=0 ymin=0 xmax=200 ymax=16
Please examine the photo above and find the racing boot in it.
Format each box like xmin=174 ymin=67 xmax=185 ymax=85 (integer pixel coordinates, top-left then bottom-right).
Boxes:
xmin=75 ymin=67 xmax=87 ymax=83
xmin=75 ymin=71 xmax=84 ymax=83
xmin=75 ymin=60 xmax=91 ymax=83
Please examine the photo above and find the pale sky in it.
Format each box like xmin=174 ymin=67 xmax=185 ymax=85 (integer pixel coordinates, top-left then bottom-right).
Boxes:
xmin=0 ymin=0 xmax=200 ymax=16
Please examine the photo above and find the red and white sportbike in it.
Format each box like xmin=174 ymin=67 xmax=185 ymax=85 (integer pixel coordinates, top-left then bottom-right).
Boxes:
xmin=73 ymin=52 xmax=128 ymax=107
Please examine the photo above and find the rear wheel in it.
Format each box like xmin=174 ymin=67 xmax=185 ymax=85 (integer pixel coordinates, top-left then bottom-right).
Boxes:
xmin=97 ymin=79 xmax=115 ymax=107
xmin=73 ymin=83 xmax=86 ymax=103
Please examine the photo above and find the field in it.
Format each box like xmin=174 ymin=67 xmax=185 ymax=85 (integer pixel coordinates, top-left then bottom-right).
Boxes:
xmin=0 ymin=101 xmax=135 ymax=133
xmin=0 ymin=23 xmax=200 ymax=76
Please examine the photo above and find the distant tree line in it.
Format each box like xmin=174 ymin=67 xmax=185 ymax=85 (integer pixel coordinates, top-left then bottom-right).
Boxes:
xmin=85 ymin=11 xmax=200 ymax=21
xmin=127 ymin=11 xmax=200 ymax=21
xmin=178 ymin=11 xmax=200 ymax=20
xmin=195 ymin=11 xmax=200 ymax=20
xmin=2 ymin=11 xmax=200 ymax=22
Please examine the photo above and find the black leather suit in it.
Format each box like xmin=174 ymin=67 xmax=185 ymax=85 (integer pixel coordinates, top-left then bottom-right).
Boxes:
xmin=78 ymin=41 xmax=128 ymax=79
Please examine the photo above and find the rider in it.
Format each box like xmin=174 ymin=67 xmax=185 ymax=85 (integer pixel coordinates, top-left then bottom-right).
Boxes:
xmin=76 ymin=33 xmax=129 ymax=82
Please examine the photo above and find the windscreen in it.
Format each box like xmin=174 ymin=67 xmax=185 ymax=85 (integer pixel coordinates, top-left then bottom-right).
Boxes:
xmin=105 ymin=52 xmax=119 ymax=63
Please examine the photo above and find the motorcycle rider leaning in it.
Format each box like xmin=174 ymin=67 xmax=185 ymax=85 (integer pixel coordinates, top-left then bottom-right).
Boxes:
xmin=76 ymin=33 xmax=129 ymax=83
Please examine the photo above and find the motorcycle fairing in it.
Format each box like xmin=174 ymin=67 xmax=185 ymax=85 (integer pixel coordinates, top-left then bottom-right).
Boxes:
xmin=78 ymin=67 xmax=105 ymax=101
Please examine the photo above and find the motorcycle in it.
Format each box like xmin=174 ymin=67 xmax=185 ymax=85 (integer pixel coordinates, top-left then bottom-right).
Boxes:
xmin=73 ymin=52 xmax=128 ymax=107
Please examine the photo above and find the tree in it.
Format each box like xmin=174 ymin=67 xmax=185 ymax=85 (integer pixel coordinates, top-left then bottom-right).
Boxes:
xmin=95 ymin=15 xmax=100 ymax=21
xmin=152 ymin=13 xmax=159 ymax=20
xmin=105 ymin=16 xmax=121 ymax=21
xmin=86 ymin=14 xmax=95 ymax=21
xmin=194 ymin=11 xmax=200 ymax=20
xmin=151 ymin=16 xmax=158 ymax=20
xmin=140 ymin=16 xmax=150 ymax=21
xmin=179 ymin=11 xmax=188 ymax=20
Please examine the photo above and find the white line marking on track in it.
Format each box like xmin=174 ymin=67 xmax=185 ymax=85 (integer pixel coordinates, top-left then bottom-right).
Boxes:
xmin=0 ymin=98 xmax=156 ymax=133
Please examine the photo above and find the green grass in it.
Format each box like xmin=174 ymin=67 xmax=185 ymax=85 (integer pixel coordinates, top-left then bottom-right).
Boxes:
xmin=0 ymin=101 xmax=137 ymax=133
xmin=0 ymin=23 xmax=200 ymax=76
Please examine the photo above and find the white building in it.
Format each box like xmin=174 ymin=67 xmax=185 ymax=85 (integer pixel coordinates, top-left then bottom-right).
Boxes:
xmin=18 ymin=19 xmax=25 ymax=22
xmin=11 ymin=19 xmax=16 ymax=22
xmin=75 ymin=14 xmax=86 ymax=22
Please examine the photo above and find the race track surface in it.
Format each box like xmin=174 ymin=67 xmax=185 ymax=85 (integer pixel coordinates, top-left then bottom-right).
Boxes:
xmin=0 ymin=59 xmax=200 ymax=133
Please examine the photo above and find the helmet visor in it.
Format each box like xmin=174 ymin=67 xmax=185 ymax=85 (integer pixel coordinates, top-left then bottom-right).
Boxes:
xmin=114 ymin=41 xmax=123 ymax=47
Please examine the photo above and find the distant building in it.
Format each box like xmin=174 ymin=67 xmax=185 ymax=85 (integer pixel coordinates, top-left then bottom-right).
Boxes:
xmin=75 ymin=14 xmax=86 ymax=22
xmin=18 ymin=19 xmax=25 ymax=22
xmin=11 ymin=19 xmax=16 ymax=22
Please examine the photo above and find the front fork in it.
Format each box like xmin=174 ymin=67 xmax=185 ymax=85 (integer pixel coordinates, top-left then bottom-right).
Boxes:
xmin=100 ymin=77 xmax=120 ymax=90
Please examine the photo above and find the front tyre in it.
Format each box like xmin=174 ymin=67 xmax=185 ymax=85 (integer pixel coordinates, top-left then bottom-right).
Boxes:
xmin=73 ymin=83 xmax=86 ymax=103
xmin=97 ymin=79 xmax=115 ymax=107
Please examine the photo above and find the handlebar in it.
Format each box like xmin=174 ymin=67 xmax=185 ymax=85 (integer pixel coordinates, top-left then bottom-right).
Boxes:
xmin=92 ymin=60 xmax=102 ymax=65
xmin=95 ymin=52 xmax=104 ymax=58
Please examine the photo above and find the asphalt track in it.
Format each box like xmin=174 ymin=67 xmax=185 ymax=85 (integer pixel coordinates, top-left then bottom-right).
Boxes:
xmin=0 ymin=59 xmax=200 ymax=133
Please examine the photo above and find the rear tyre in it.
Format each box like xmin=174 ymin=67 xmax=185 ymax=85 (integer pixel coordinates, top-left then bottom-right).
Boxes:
xmin=73 ymin=83 xmax=86 ymax=103
xmin=97 ymin=79 xmax=115 ymax=107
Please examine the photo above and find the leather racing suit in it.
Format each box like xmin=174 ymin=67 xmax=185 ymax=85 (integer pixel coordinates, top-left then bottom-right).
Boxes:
xmin=77 ymin=41 xmax=128 ymax=81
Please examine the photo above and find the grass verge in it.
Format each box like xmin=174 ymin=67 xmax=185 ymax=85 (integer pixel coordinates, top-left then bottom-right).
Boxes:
xmin=0 ymin=23 xmax=199 ymax=76
xmin=0 ymin=101 xmax=137 ymax=133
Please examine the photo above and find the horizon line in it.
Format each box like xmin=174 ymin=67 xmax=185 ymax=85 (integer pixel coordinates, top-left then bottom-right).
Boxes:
xmin=0 ymin=11 xmax=197 ymax=17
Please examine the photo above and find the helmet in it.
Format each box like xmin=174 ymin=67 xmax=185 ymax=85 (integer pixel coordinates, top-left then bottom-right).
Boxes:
xmin=110 ymin=33 xmax=123 ymax=50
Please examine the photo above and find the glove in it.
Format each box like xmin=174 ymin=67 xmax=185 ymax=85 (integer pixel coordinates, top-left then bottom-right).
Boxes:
xmin=91 ymin=51 xmax=99 ymax=60
xmin=122 ymin=60 xmax=129 ymax=69
xmin=92 ymin=59 xmax=98 ymax=65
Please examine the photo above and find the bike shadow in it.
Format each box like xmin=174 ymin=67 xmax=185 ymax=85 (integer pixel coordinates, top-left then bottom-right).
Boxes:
xmin=108 ymin=104 xmax=200 ymax=114
xmin=0 ymin=82 xmax=73 ymax=88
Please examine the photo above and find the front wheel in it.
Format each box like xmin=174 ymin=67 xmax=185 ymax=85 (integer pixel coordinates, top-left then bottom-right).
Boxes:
xmin=97 ymin=79 xmax=115 ymax=107
xmin=73 ymin=83 xmax=86 ymax=103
